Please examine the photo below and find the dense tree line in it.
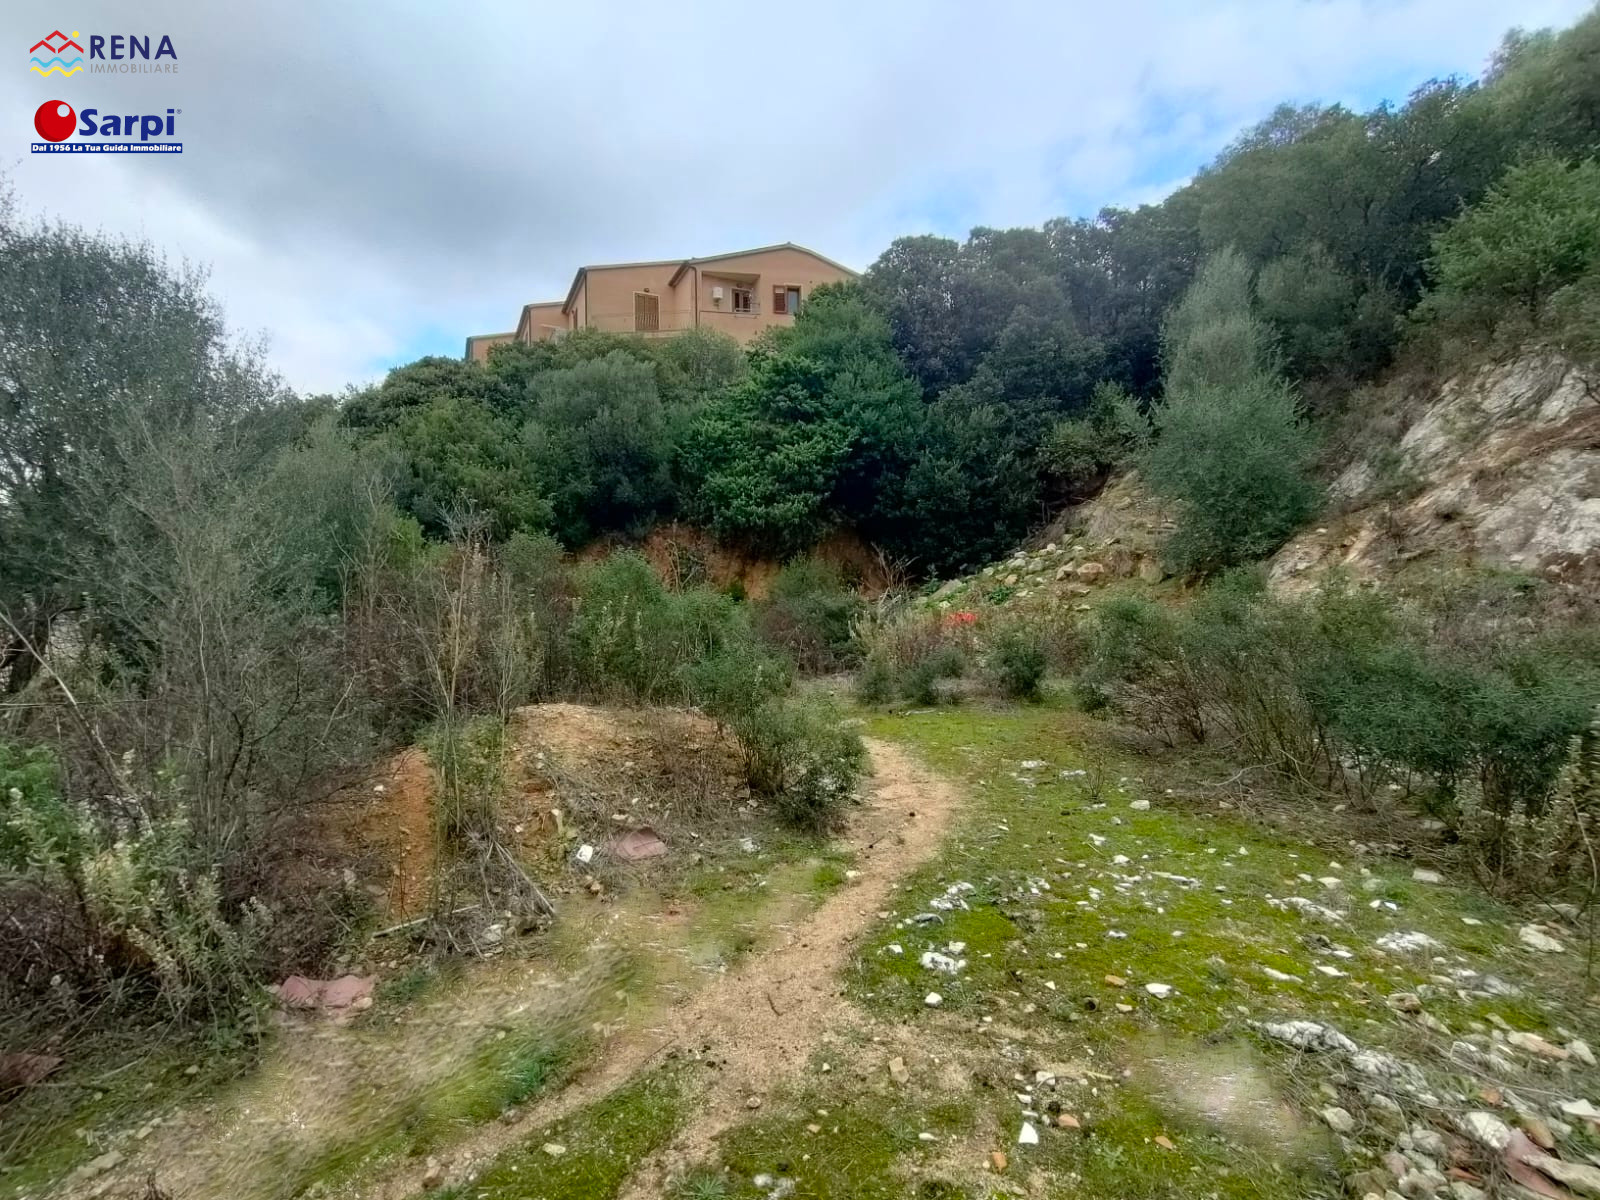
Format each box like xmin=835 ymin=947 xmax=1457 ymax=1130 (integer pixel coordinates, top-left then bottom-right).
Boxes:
xmin=336 ymin=8 xmax=1600 ymax=578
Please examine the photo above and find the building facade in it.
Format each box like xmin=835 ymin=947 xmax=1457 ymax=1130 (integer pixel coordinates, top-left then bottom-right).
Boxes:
xmin=465 ymin=243 xmax=856 ymax=361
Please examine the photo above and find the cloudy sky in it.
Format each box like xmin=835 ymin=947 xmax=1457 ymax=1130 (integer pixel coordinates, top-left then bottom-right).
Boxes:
xmin=3 ymin=0 xmax=1590 ymax=394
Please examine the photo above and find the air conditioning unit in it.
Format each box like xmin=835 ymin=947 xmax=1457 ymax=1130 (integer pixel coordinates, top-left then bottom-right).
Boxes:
xmin=711 ymin=286 xmax=724 ymax=304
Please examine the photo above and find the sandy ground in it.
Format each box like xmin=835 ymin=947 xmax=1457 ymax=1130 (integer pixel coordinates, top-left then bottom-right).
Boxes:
xmin=56 ymin=732 xmax=961 ymax=1200
xmin=373 ymin=736 xmax=960 ymax=1198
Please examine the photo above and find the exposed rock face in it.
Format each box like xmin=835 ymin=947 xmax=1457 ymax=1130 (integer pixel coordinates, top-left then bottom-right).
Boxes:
xmin=1271 ymin=353 xmax=1600 ymax=592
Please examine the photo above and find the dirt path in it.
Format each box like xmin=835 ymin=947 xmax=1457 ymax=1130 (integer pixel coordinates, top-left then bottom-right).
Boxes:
xmin=385 ymin=736 xmax=961 ymax=1198
xmin=56 ymin=737 xmax=961 ymax=1200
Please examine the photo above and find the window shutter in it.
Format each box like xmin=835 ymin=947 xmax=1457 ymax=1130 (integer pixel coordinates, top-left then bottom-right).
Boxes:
xmin=772 ymin=286 xmax=787 ymax=315
xmin=634 ymin=292 xmax=659 ymax=332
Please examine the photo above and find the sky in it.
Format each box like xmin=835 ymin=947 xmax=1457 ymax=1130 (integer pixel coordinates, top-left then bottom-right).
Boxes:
xmin=3 ymin=0 xmax=1592 ymax=395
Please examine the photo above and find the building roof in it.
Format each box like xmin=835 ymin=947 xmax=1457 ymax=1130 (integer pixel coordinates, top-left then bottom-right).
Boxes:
xmin=666 ymin=243 xmax=858 ymax=287
xmin=556 ymin=243 xmax=859 ymax=314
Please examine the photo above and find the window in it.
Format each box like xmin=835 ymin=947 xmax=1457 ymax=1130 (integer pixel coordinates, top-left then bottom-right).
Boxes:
xmin=772 ymin=285 xmax=802 ymax=316
xmin=732 ymin=286 xmax=753 ymax=314
xmin=634 ymin=291 xmax=659 ymax=332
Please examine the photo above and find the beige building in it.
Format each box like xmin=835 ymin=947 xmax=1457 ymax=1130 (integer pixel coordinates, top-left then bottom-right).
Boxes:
xmin=465 ymin=243 xmax=856 ymax=361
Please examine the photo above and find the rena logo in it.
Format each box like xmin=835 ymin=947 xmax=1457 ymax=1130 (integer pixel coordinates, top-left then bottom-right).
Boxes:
xmin=28 ymin=30 xmax=83 ymax=76
xmin=34 ymin=99 xmax=75 ymax=141
xmin=28 ymin=29 xmax=177 ymax=77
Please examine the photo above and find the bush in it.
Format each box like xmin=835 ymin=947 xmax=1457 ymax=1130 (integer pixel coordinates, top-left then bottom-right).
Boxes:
xmin=681 ymin=641 xmax=793 ymax=722
xmin=982 ymin=622 xmax=1049 ymax=701
xmin=1417 ymin=155 xmax=1600 ymax=335
xmin=854 ymin=652 xmax=898 ymax=706
xmin=899 ymin=644 xmax=967 ymax=706
xmin=423 ymin=715 xmax=509 ymax=846
xmin=851 ymin=604 xmax=976 ymax=705
xmin=1040 ymin=382 xmax=1150 ymax=498
xmin=1 ymin=741 xmax=269 ymax=1028
xmin=1457 ymin=705 xmax=1600 ymax=895
xmin=1086 ymin=573 xmax=1600 ymax=827
xmin=731 ymin=698 xmax=865 ymax=832
xmin=569 ymin=552 xmax=749 ymax=703
xmin=755 ymin=558 xmax=863 ymax=674
xmin=678 ymin=640 xmax=862 ymax=831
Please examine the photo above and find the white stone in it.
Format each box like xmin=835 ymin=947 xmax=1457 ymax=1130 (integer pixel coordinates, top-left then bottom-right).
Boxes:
xmin=1519 ymin=925 xmax=1565 ymax=953
xmin=1144 ymin=982 xmax=1173 ymax=998
xmin=1411 ymin=869 xmax=1444 ymax=884
xmin=924 ymin=992 xmax=943 ymax=1007
xmin=1457 ymin=1111 xmax=1512 ymax=1151
xmin=1017 ymin=1121 xmax=1040 ymax=1146
xmin=1375 ymin=931 xmax=1443 ymax=954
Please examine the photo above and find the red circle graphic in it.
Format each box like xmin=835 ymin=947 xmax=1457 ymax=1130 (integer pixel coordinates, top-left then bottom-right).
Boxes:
xmin=34 ymin=99 xmax=76 ymax=141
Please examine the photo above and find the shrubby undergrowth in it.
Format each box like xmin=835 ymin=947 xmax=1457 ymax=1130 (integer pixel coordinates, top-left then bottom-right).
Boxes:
xmin=1083 ymin=571 xmax=1600 ymax=890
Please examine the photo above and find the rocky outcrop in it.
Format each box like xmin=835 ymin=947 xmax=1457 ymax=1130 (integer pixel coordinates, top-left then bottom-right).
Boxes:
xmin=1271 ymin=353 xmax=1600 ymax=592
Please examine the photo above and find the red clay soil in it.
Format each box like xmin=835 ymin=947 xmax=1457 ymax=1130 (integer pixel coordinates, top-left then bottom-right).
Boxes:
xmin=577 ymin=522 xmax=893 ymax=599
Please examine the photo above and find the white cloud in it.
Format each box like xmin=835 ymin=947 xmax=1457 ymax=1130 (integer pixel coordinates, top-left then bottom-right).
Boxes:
xmin=2 ymin=0 xmax=1586 ymax=392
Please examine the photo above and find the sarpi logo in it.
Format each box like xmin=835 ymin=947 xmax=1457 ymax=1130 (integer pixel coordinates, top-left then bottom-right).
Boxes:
xmin=29 ymin=30 xmax=83 ymax=77
xmin=32 ymin=99 xmax=182 ymax=154
xmin=28 ymin=28 xmax=177 ymax=76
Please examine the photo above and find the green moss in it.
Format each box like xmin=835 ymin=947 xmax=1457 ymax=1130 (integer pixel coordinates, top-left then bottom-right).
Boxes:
xmin=703 ymin=1081 xmax=976 ymax=1200
xmin=814 ymin=705 xmax=1599 ymax=1198
xmin=0 ymin=1036 xmax=243 ymax=1200
xmin=462 ymin=1065 xmax=687 ymax=1199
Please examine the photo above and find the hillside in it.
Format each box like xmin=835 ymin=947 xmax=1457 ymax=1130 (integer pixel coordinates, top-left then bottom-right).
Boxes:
xmin=1274 ymin=353 xmax=1600 ymax=592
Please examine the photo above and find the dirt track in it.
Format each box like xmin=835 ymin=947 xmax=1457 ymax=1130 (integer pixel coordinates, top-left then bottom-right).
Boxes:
xmin=386 ymin=736 xmax=960 ymax=1197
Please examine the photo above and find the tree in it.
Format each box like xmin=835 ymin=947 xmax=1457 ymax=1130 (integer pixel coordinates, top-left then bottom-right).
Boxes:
xmin=390 ymin=397 xmax=551 ymax=538
xmin=1256 ymin=245 xmax=1399 ymax=382
xmin=1142 ymin=251 xmax=1321 ymax=574
xmin=525 ymin=351 xmax=672 ymax=543
xmin=880 ymin=397 xmax=1037 ymax=574
xmin=1160 ymin=248 xmax=1275 ymax=394
xmin=680 ymin=284 xmax=923 ymax=555
xmin=1418 ymin=155 xmax=1600 ymax=330
xmin=0 ymin=185 xmax=284 ymax=692
xmin=341 ymin=355 xmax=507 ymax=430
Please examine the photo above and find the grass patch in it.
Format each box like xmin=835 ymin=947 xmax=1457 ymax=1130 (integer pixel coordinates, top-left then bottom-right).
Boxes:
xmin=0 ymin=1033 xmax=242 ymax=1199
xmin=700 ymin=1076 xmax=977 ymax=1200
xmin=693 ymin=704 xmax=1600 ymax=1199
xmin=451 ymin=1065 xmax=688 ymax=1199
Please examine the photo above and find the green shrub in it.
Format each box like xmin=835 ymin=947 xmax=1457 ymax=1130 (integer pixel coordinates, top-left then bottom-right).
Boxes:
xmin=569 ymin=552 xmax=749 ymax=702
xmin=423 ymin=715 xmax=509 ymax=846
xmin=755 ymin=558 xmax=863 ymax=674
xmin=0 ymin=741 xmax=79 ymax=874
xmin=681 ymin=641 xmax=793 ymax=722
xmin=732 ymin=698 xmax=865 ymax=832
xmin=900 ymin=644 xmax=966 ymax=706
xmin=851 ymin=605 xmax=973 ymax=705
xmin=1144 ymin=375 xmax=1321 ymax=574
xmin=80 ymin=810 xmax=271 ymax=1026
xmin=1417 ymin=155 xmax=1600 ymax=335
xmin=1 ymin=743 xmax=270 ymax=1029
xmin=1086 ymin=595 xmax=1210 ymax=743
xmin=854 ymin=652 xmax=897 ymax=706
xmin=1087 ymin=573 xmax=1600 ymax=825
xmin=982 ymin=623 xmax=1048 ymax=701
xmin=1040 ymin=382 xmax=1149 ymax=498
